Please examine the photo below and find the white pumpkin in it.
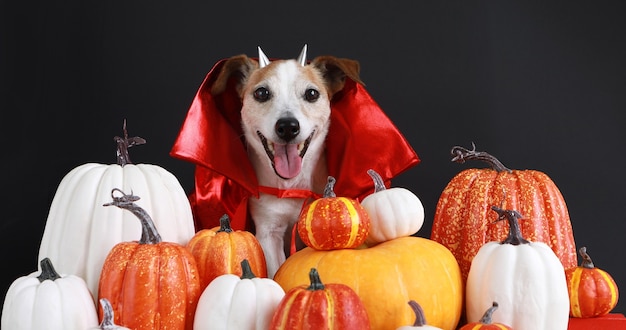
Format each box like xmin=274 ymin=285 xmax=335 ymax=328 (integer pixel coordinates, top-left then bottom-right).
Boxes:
xmin=361 ymin=169 xmax=424 ymax=245
xmin=193 ymin=259 xmax=285 ymax=330
xmin=465 ymin=206 xmax=570 ymax=330
xmin=1 ymin=258 xmax=99 ymax=330
xmin=37 ymin=122 xmax=195 ymax=300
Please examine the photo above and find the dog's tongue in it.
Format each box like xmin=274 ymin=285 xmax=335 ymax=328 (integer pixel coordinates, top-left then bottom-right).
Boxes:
xmin=274 ymin=143 xmax=302 ymax=179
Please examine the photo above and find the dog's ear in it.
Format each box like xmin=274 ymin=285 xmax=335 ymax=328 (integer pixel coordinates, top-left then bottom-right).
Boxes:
xmin=310 ymin=56 xmax=364 ymax=96
xmin=211 ymin=55 xmax=258 ymax=96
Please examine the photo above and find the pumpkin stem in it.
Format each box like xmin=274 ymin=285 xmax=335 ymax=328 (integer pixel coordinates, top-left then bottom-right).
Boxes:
xmin=491 ymin=206 xmax=529 ymax=245
xmin=240 ymin=259 xmax=256 ymax=279
xmin=578 ymin=246 xmax=595 ymax=269
xmin=478 ymin=301 xmax=499 ymax=324
xmin=323 ymin=176 xmax=337 ymax=198
xmin=407 ymin=300 xmax=427 ymax=326
xmin=307 ymin=268 xmax=325 ymax=291
xmin=217 ymin=214 xmax=234 ymax=233
xmin=367 ymin=169 xmax=387 ymax=193
xmin=37 ymin=258 xmax=62 ymax=282
xmin=114 ymin=119 xmax=146 ymax=167
xmin=99 ymin=298 xmax=121 ymax=329
xmin=451 ymin=143 xmax=512 ymax=173
xmin=103 ymin=188 xmax=162 ymax=244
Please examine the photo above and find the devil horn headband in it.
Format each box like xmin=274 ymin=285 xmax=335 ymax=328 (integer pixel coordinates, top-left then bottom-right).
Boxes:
xmin=257 ymin=46 xmax=270 ymax=68
xmin=257 ymin=45 xmax=308 ymax=68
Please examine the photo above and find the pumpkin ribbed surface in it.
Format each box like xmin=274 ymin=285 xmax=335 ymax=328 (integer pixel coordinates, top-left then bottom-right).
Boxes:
xmin=98 ymin=242 xmax=201 ymax=330
xmin=270 ymin=268 xmax=370 ymax=329
xmin=565 ymin=247 xmax=619 ymax=318
xmin=567 ymin=266 xmax=619 ymax=317
xmin=186 ymin=217 xmax=267 ymax=289
xmin=431 ymin=167 xmax=576 ymax=282
xmin=297 ymin=196 xmax=370 ymax=250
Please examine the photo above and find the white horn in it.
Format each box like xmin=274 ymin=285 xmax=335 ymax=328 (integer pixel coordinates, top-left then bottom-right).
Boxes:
xmin=296 ymin=44 xmax=308 ymax=66
xmin=258 ymin=46 xmax=270 ymax=68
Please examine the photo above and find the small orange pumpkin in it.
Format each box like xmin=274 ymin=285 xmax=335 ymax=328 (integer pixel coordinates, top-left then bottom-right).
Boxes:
xmin=565 ymin=246 xmax=619 ymax=318
xmin=297 ymin=176 xmax=370 ymax=250
xmin=459 ymin=302 xmax=512 ymax=330
xmin=269 ymin=268 xmax=370 ymax=329
xmin=97 ymin=189 xmax=201 ymax=330
xmin=186 ymin=214 xmax=267 ymax=289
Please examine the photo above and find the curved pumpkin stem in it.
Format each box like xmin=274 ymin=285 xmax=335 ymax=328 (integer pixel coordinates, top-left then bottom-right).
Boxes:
xmin=367 ymin=169 xmax=387 ymax=193
xmin=578 ymin=246 xmax=595 ymax=269
xmin=479 ymin=301 xmax=499 ymax=324
xmin=240 ymin=259 xmax=256 ymax=279
xmin=407 ymin=300 xmax=427 ymax=327
xmin=450 ymin=143 xmax=512 ymax=173
xmin=103 ymin=188 xmax=162 ymax=244
xmin=307 ymin=268 xmax=325 ymax=291
xmin=114 ymin=119 xmax=146 ymax=167
xmin=323 ymin=176 xmax=337 ymax=198
xmin=99 ymin=298 xmax=121 ymax=329
xmin=217 ymin=214 xmax=234 ymax=233
xmin=491 ymin=206 xmax=529 ymax=245
xmin=37 ymin=258 xmax=61 ymax=282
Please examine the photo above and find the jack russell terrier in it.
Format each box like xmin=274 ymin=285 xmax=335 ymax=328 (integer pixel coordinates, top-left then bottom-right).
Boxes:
xmin=171 ymin=45 xmax=420 ymax=278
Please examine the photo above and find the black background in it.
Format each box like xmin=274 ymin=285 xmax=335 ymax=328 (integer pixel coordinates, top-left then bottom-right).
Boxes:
xmin=2 ymin=1 xmax=625 ymax=316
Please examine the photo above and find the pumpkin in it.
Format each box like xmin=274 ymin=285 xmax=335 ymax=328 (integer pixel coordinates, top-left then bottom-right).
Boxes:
xmin=92 ymin=298 xmax=130 ymax=330
xmin=297 ymin=176 xmax=370 ymax=250
xmin=97 ymin=188 xmax=201 ymax=330
xmin=361 ymin=169 xmax=424 ymax=245
xmin=1 ymin=258 xmax=99 ymax=330
xmin=465 ymin=206 xmax=570 ymax=330
xmin=459 ymin=302 xmax=512 ymax=330
xmin=396 ymin=300 xmax=443 ymax=330
xmin=187 ymin=214 xmax=267 ymax=290
xmin=270 ymin=268 xmax=370 ymax=329
xmin=38 ymin=121 xmax=195 ymax=300
xmin=431 ymin=143 xmax=577 ymax=282
xmin=193 ymin=259 xmax=285 ymax=329
xmin=274 ymin=236 xmax=463 ymax=330
xmin=565 ymin=246 xmax=619 ymax=318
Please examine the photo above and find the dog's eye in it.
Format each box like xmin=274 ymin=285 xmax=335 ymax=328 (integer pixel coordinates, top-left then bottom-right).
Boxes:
xmin=253 ymin=87 xmax=270 ymax=102
xmin=304 ymin=89 xmax=320 ymax=102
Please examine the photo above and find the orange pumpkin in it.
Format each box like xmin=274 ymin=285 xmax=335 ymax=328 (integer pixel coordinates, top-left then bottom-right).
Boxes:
xmin=297 ymin=176 xmax=370 ymax=250
xmin=186 ymin=214 xmax=267 ymax=289
xmin=97 ymin=189 xmax=201 ymax=330
xmin=269 ymin=268 xmax=370 ymax=329
xmin=565 ymin=246 xmax=619 ymax=318
xmin=459 ymin=302 xmax=512 ymax=330
xmin=274 ymin=236 xmax=463 ymax=330
xmin=431 ymin=144 xmax=577 ymax=282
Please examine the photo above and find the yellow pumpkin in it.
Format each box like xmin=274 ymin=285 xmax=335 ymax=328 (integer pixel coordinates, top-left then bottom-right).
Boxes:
xmin=274 ymin=236 xmax=463 ymax=330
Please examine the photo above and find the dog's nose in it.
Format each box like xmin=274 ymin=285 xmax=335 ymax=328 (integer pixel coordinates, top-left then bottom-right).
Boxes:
xmin=275 ymin=118 xmax=300 ymax=141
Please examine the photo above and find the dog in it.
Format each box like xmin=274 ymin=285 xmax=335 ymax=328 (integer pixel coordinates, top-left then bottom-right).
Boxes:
xmin=209 ymin=45 xmax=363 ymax=277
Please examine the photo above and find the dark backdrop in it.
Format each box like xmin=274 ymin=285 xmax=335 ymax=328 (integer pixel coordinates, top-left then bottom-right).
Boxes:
xmin=2 ymin=1 xmax=625 ymax=315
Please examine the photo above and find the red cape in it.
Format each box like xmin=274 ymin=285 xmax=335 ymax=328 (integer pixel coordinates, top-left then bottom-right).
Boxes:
xmin=170 ymin=58 xmax=420 ymax=231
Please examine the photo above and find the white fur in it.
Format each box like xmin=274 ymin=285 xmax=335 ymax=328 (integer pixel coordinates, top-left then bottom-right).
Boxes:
xmin=241 ymin=60 xmax=330 ymax=277
xmin=213 ymin=51 xmax=360 ymax=278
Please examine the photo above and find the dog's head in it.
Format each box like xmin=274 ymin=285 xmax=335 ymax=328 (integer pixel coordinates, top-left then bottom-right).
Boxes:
xmin=211 ymin=45 xmax=363 ymax=181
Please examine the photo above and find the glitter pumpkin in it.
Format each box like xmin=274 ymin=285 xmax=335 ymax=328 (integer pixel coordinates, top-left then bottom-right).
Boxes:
xmin=430 ymin=144 xmax=577 ymax=283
